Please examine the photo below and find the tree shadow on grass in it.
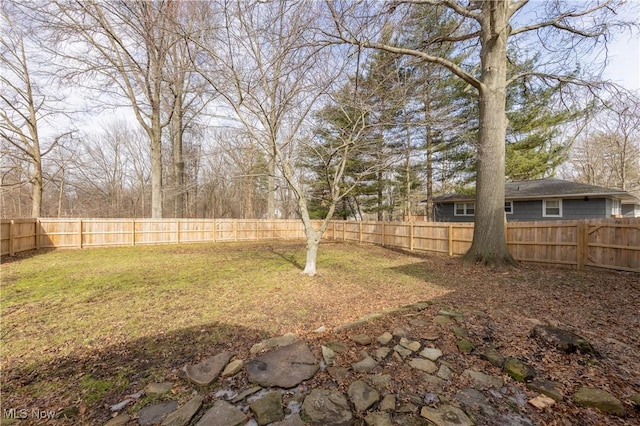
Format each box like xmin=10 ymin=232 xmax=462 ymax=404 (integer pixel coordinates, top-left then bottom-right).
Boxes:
xmin=265 ymin=244 xmax=304 ymax=270
xmin=2 ymin=321 xmax=270 ymax=425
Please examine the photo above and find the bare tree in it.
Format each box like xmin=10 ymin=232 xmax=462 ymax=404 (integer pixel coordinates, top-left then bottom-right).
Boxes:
xmin=0 ymin=3 xmax=73 ymax=217
xmin=326 ymin=0 xmax=635 ymax=265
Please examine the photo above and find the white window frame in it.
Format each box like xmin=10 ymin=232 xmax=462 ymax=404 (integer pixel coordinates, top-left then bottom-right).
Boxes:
xmin=611 ymin=199 xmax=621 ymax=216
xmin=543 ymin=199 xmax=562 ymax=218
xmin=504 ymin=201 xmax=513 ymax=215
xmin=454 ymin=202 xmax=475 ymax=216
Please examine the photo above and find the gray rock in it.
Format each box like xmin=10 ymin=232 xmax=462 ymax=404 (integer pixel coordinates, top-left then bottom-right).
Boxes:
xmin=138 ymin=401 xmax=178 ymax=426
xmin=420 ymin=405 xmax=473 ymax=426
xmin=250 ymin=391 xmax=284 ymax=426
xmin=379 ymin=394 xmax=396 ymax=411
xmin=526 ymin=380 xmax=564 ymax=402
xmin=393 ymin=344 xmax=413 ymax=358
xmin=322 ymin=346 xmax=336 ymax=366
xmin=377 ymin=332 xmax=393 ymax=345
xmin=573 ymin=387 xmax=626 ymax=416
xmin=231 ymin=386 xmax=262 ymax=403
xmin=423 ymin=333 xmax=440 ymax=341
xmin=271 ymin=414 xmax=305 ymax=426
xmin=359 ymin=312 xmax=384 ymax=322
xmin=423 ymin=392 xmax=440 ymax=405
xmin=631 ymin=393 xmax=640 ymax=407
xmin=301 ymin=389 xmax=353 ymax=425
xmin=372 ymin=347 xmax=392 ymax=362
xmin=352 ymin=353 xmax=378 ymax=373
xmin=409 ymin=358 xmax=437 ymax=374
xmin=327 ymin=366 xmax=350 ymax=380
xmin=348 ymin=380 xmax=380 ymax=412
xmin=392 ymin=326 xmax=411 ymax=338
xmin=455 ymin=388 xmax=496 ymax=418
xmin=364 ymin=412 xmax=392 ymax=426
xmin=184 ymin=351 xmax=235 ymax=386
xmin=531 ymin=325 xmax=595 ymax=354
xmin=437 ymin=364 xmax=452 ymax=380
xmin=433 ymin=315 xmax=453 ymax=325
xmin=313 ymin=326 xmax=327 ymax=333
xmin=456 ymin=339 xmax=474 ymax=353
xmin=452 ymin=327 xmax=468 ymax=337
xmin=503 ymin=357 xmax=536 ymax=382
xmin=438 ymin=309 xmax=463 ymax=318
xmin=250 ymin=333 xmax=297 ymax=354
xmin=478 ymin=347 xmax=505 ymax=367
xmin=420 ymin=347 xmax=443 ymax=361
xmin=463 ymin=369 xmax=503 ymax=389
xmin=368 ymin=374 xmax=391 ymax=391
xmin=422 ymin=373 xmax=445 ymax=386
xmin=195 ymin=400 xmax=246 ymax=426
xmin=221 ymin=360 xmax=244 ymax=377
xmin=104 ymin=414 xmax=131 ymax=426
xmin=325 ymin=341 xmax=349 ymax=353
xmin=352 ymin=334 xmax=372 ymax=345
xmin=162 ymin=396 xmax=203 ymax=426
xmin=399 ymin=338 xmax=421 ymax=352
xmin=246 ymin=341 xmax=318 ymax=388
xmin=334 ymin=319 xmax=367 ymax=332
xmin=145 ymin=382 xmax=173 ymax=395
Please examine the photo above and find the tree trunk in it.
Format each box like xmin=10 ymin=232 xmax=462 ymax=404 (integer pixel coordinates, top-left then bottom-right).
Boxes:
xmin=31 ymin=158 xmax=43 ymax=218
xmin=150 ymin=122 xmax=163 ymax=218
xmin=172 ymin=107 xmax=185 ymax=218
xmin=463 ymin=1 xmax=515 ymax=265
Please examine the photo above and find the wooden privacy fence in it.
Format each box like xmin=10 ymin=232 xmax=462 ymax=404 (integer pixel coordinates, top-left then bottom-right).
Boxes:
xmin=2 ymin=218 xmax=639 ymax=272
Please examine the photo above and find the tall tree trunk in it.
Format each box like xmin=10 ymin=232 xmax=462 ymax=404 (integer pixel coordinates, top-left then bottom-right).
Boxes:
xmin=463 ymin=1 xmax=515 ymax=265
xmin=31 ymin=159 xmax=43 ymax=218
xmin=172 ymin=107 xmax=185 ymax=218
xmin=424 ymin=96 xmax=434 ymax=221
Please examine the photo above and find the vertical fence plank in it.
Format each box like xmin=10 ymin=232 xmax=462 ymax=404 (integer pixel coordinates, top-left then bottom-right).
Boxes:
xmin=448 ymin=224 xmax=453 ymax=256
xmin=78 ymin=219 xmax=83 ymax=248
xmin=9 ymin=220 xmax=15 ymax=256
xmin=577 ymin=221 xmax=587 ymax=270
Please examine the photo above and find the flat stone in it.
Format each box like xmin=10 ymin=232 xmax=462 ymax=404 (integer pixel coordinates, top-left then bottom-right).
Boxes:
xmin=368 ymin=374 xmax=391 ymax=391
xmin=437 ymin=364 xmax=452 ymax=380
xmin=392 ymin=326 xmax=411 ymax=338
xmin=433 ymin=315 xmax=453 ymax=325
xmin=438 ymin=309 xmax=463 ymax=318
xmin=348 ymin=380 xmax=380 ymax=412
xmin=250 ymin=391 xmax=284 ymax=426
xmin=423 ymin=333 xmax=440 ymax=341
xmin=452 ymin=327 xmax=468 ymax=337
xmin=463 ymin=369 xmax=503 ymax=389
xmin=479 ymin=347 xmax=505 ymax=367
xmin=271 ymin=414 xmax=305 ymax=426
xmin=393 ymin=345 xmax=413 ymax=358
xmin=631 ymin=393 xmax=640 ymax=407
xmin=325 ymin=341 xmax=349 ymax=353
xmin=573 ymin=387 xmax=626 ymax=416
xmin=221 ymin=360 xmax=244 ymax=377
xmin=526 ymin=380 xmax=564 ymax=402
xmin=409 ymin=358 xmax=437 ymax=374
xmin=409 ymin=319 xmax=429 ymax=327
xmin=145 ymin=382 xmax=173 ymax=395
xmin=424 ymin=392 xmax=440 ymax=405
xmin=377 ymin=332 xmax=393 ymax=345
xmin=379 ymin=394 xmax=396 ymax=411
xmin=422 ymin=373 xmax=445 ymax=386
xmin=250 ymin=333 xmax=297 ymax=354
xmin=231 ymin=386 xmax=262 ymax=403
xmin=138 ymin=401 xmax=178 ymax=426
xmin=359 ymin=312 xmax=384 ymax=321
xmin=420 ymin=347 xmax=443 ymax=361
xmin=246 ymin=341 xmax=318 ymax=388
xmin=195 ymin=400 xmax=246 ymax=426
xmin=528 ymin=395 xmax=556 ymax=410
xmin=322 ymin=346 xmax=336 ymax=366
xmin=334 ymin=319 xmax=367 ymax=332
xmin=162 ymin=396 xmax=203 ymax=426
xmin=456 ymin=339 xmax=474 ymax=353
xmin=301 ymin=389 xmax=353 ymax=425
xmin=531 ymin=325 xmax=595 ymax=354
xmin=364 ymin=412 xmax=392 ymax=426
xmin=372 ymin=347 xmax=392 ymax=362
xmin=327 ymin=366 xmax=350 ymax=380
xmin=184 ymin=351 xmax=235 ymax=386
xmin=352 ymin=353 xmax=378 ymax=373
xmin=352 ymin=334 xmax=372 ymax=345
xmin=455 ymin=388 xmax=495 ymax=418
xmin=503 ymin=357 xmax=536 ymax=382
xmin=420 ymin=405 xmax=473 ymax=426
xmin=399 ymin=338 xmax=421 ymax=352
xmin=104 ymin=414 xmax=130 ymax=426
xmin=313 ymin=326 xmax=327 ymax=333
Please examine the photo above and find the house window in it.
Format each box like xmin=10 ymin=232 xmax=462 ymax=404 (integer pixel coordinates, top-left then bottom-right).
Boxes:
xmin=611 ymin=199 xmax=621 ymax=216
xmin=543 ymin=199 xmax=562 ymax=217
xmin=504 ymin=201 xmax=513 ymax=214
xmin=454 ymin=202 xmax=475 ymax=216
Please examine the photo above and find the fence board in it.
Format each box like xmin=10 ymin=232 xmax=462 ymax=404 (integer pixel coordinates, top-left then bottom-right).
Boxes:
xmin=1 ymin=218 xmax=638 ymax=273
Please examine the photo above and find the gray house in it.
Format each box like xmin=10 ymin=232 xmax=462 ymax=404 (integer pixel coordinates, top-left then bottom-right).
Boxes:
xmin=433 ymin=178 xmax=640 ymax=222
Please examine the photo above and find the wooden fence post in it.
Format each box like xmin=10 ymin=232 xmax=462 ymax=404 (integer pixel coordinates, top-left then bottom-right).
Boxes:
xmin=35 ymin=219 xmax=40 ymax=250
xmin=410 ymin=222 xmax=414 ymax=251
xmin=9 ymin=220 xmax=15 ymax=256
xmin=576 ymin=221 xmax=588 ymax=271
xmin=359 ymin=222 xmax=363 ymax=244
xmin=131 ymin=219 xmax=136 ymax=246
xmin=78 ymin=219 xmax=83 ymax=248
xmin=448 ymin=224 xmax=453 ymax=257
xmin=381 ymin=222 xmax=386 ymax=246
xmin=176 ymin=220 xmax=181 ymax=244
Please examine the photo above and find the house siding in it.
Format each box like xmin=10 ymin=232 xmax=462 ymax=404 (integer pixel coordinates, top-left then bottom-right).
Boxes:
xmin=434 ymin=198 xmax=612 ymax=222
